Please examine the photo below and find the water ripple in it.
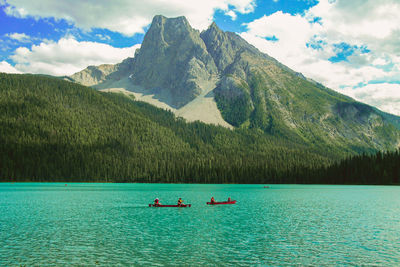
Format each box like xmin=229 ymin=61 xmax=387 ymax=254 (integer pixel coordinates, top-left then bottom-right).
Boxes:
xmin=0 ymin=184 xmax=399 ymax=265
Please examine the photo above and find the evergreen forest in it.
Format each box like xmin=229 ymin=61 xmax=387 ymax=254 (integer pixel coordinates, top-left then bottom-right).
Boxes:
xmin=0 ymin=73 xmax=398 ymax=184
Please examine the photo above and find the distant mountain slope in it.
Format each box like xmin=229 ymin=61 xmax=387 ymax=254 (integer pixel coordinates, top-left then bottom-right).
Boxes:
xmin=69 ymin=15 xmax=400 ymax=152
xmin=1 ymin=73 xmax=347 ymax=182
xmin=199 ymin=22 xmax=399 ymax=151
xmin=69 ymin=57 xmax=135 ymax=87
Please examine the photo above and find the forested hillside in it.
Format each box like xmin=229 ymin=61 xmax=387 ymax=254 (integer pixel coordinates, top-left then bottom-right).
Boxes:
xmin=0 ymin=73 xmax=329 ymax=183
xmin=308 ymin=150 xmax=400 ymax=184
xmin=0 ymin=73 xmax=397 ymax=183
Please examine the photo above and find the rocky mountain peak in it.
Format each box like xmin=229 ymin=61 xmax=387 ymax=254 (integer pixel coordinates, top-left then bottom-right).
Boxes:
xmin=152 ymin=14 xmax=189 ymax=26
xmin=149 ymin=15 xmax=193 ymax=45
xmin=206 ymin=22 xmax=223 ymax=34
xmin=130 ymin=15 xmax=217 ymax=108
xmin=200 ymin=21 xmax=256 ymax=73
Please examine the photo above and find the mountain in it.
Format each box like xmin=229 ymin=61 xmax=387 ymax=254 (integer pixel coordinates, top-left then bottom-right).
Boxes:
xmin=131 ymin=16 xmax=218 ymax=108
xmin=69 ymin=57 xmax=135 ymax=87
xmin=70 ymin=15 xmax=400 ymax=152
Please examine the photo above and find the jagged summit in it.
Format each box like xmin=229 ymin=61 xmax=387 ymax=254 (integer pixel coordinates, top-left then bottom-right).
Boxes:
xmin=151 ymin=15 xmax=190 ymax=27
xmin=69 ymin=15 xmax=400 ymax=151
xmin=130 ymin=15 xmax=217 ymax=108
xmin=200 ymin=22 xmax=236 ymax=72
xmin=205 ymin=21 xmax=222 ymax=33
xmin=148 ymin=15 xmax=193 ymax=45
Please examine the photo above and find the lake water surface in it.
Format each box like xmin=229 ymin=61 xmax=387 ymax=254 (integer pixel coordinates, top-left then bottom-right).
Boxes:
xmin=1 ymin=183 xmax=399 ymax=266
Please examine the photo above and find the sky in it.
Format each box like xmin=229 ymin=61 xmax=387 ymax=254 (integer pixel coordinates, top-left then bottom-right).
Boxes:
xmin=0 ymin=0 xmax=399 ymax=116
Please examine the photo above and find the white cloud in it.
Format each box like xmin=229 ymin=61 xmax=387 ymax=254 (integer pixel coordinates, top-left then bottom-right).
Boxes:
xmin=95 ymin=34 xmax=111 ymax=41
xmin=241 ymin=0 xmax=400 ymax=115
xmin=308 ymin=0 xmax=400 ymax=41
xmin=225 ymin=10 xmax=237 ymax=20
xmin=3 ymin=0 xmax=256 ymax=36
xmin=5 ymin=32 xmax=31 ymax=43
xmin=339 ymin=83 xmax=400 ymax=116
xmin=0 ymin=61 xmax=22 ymax=73
xmin=227 ymin=0 xmax=256 ymax=14
xmin=242 ymin=11 xmax=325 ymax=68
xmin=10 ymin=38 xmax=140 ymax=76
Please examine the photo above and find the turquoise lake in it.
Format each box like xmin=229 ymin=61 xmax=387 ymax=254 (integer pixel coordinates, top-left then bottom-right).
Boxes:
xmin=1 ymin=183 xmax=400 ymax=266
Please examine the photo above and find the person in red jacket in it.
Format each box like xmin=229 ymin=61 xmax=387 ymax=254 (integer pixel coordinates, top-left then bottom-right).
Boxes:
xmin=210 ymin=196 xmax=215 ymax=204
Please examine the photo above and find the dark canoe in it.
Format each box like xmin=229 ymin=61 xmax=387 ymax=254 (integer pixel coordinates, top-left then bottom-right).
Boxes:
xmin=149 ymin=204 xmax=191 ymax=207
xmin=206 ymin=200 xmax=236 ymax=205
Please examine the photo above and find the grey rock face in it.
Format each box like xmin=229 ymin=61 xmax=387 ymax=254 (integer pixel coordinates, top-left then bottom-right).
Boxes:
xmin=131 ymin=15 xmax=218 ymax=108
xmin=200 ymin=22 xmax=236 ymax=72
xmin=70 ymin=57 xmax=135 ymax=87
xmin=70 ymin=64 xmax=117 ymax=87
xmin=200 ymin=22 xmax=260 ymax=73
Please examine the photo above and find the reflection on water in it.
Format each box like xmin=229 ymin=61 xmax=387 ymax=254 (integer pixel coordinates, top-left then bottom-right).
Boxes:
xmin=0 ymin=183 xmax=399 ymax=265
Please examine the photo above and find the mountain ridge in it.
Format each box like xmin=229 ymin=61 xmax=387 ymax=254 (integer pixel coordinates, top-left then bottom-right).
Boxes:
xmin=69 ymin=15 xmax=400 ymax=152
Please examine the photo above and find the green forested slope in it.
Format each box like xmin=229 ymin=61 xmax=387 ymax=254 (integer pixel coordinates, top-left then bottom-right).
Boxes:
xmin=1 ymin=73 xmax=398 ymax=183
xmin=309 ymin=149 xmax=400 ymax=184
xmin=215 ymin=70 xmax=400 ymax=153
xmin=0 ymin=73 xmax=340 ymax=183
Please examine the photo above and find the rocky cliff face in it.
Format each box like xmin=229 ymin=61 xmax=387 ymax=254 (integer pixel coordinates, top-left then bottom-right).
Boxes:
xmin=70 ymin=57 xmax=135 ymax=87
xmin=70 ymin=64 xmax=117 ymax=87
xmin=69 ymin=15 xmax=400 ymax=152
xmin=130 ymin=15 xmax=218 ymax=108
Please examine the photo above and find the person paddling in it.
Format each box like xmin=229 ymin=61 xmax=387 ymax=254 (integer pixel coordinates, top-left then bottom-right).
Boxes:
xmin=228 ymin=197 xmax=231 ymax=202
xmin=154 ymin=198 xmax=160 ymax=206
xmin=177 ymin=198 xmax=183 ymax=206
xmin=210 ymin=196 xmax=215 ymax=204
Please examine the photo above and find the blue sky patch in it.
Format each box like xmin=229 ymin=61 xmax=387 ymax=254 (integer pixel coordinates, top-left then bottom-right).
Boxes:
xmin=264 ymin=35 xmax=279 ymax=42
xmin=306 ymin=36 xmax=326 ymax=50
xmin=329 ymin=42 xmax=370 ymax=63
xmin=310 ymin=16 xmax=322 ymax=24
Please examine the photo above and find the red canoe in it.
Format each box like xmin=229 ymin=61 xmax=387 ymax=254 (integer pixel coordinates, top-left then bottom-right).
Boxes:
xmin=206 ymin=200 xmax=236 ymax=205
xmin=149 ymin=204 xmax=191 ymax=207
